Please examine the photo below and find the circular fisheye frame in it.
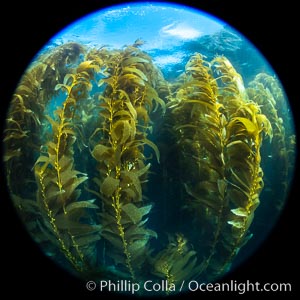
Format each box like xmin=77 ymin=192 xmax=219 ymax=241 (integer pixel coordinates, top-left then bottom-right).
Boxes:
xmin=3 ymin=2 xmax=296 ymax=297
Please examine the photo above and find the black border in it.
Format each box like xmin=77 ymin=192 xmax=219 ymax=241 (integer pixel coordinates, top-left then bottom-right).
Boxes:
xmin=1 ymin=0 xmax=298 ymax=298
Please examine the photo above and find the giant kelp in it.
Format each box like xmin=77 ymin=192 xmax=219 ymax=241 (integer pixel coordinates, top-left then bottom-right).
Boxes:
xmin=161 ymin=54 xmax=272 ymax=281
xmin=4 ymin=42 xmax=85 ymax=200
xmin=90 ymin=45 xmax=165 ymax=279
xmin=34 ymin=59 xmax=103 ymax=273
xmin=247 ymin=73 xmax=296 ymax=210
xmin=208 ymin=57 xmax=272 ymax=277
xmin=3 ymin=42 xmax=295 ymax=293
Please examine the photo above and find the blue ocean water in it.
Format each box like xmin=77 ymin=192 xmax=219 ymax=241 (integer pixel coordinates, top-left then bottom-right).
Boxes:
xmin=50 ymin=4 xmax=223 ymax=48
xmin=45 ymin=3 xmax=271 ymax=85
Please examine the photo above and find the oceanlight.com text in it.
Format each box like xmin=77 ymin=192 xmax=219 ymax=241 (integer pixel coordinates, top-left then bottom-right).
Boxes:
xmin=187 ymin=280 xmax=292 ymax=294
xmin=86 ymin=279 xmax=292 ymax=294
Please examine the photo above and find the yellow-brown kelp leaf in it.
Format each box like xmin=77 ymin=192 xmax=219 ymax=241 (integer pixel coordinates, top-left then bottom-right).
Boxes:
xmin=256 ymin=114 xmax=273 ymax=140
xmin=125 ymin=226 xmax=157 ymax=242
xmin=92 ymin=144 xmax=112 ymax=162
xmin=111 ymin=120 xmax=134 ymax=145
xmin=121 ymin=203 xmax=152 ymax=224
xmin=136 ymin=106 xmax=150 ymax=124
xmin=65 ymin=200 xmax=99 ymax=212
xmin=122 ymin=66 xmax=149 ymax=82
xmin=57 ymin=155 xmax=73 ymax=172
xmin=101 ymin=176 xmax=120 ymax=197
xmin=141 ymin=138 xmax=160 ymax=163
xmin=145 ymin=85 xmax=166 ymax=114
xmin=113 ymin=109 xmax=134 ymax=120
xmin=77 ymin=60 xmax=101 ymax=74
xmin=124 ymin=98 xmax=138 ymax=120
xmin=62 ymin=175 xmax=88 ymax=201
xmin=212 ymin=56 xmax=246 ymax=96
xmin=120 ymin=171 xmax=142 ymax=201
xmin=55 ymin=83 xmax=72 ymax=94
xmin=54 ymin=200 xmax=102 ymax=252
xmin=227 ymin=117 xmax=258 ymax=138
xmin=121 ymin=56 xmax=149 ymax=67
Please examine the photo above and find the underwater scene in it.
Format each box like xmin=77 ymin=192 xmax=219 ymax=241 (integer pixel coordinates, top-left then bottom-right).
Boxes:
xmin=2 ymin=2 xmax=297 ymax=297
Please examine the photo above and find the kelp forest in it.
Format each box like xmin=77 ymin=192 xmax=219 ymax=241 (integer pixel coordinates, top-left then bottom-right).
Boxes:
xmin=3 ymin=41 xmax=296 ymax=294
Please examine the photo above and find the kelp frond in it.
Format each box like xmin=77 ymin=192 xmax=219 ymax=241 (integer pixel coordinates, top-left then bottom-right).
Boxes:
xmin=33 ymin=59 xmax=101 ymax=273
